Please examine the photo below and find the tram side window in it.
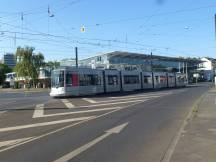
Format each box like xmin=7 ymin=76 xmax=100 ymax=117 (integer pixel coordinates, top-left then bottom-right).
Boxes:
xmin=66 ymin=72 xmax=72 ymax=86
xmin=79 ymin=74 xmax=85 ymax=86
xmin=97 ymin=76 xmax=102 ymax=85
xmin=79 ymin=74 xmax=101 ymax=86
xmin=124 ymin=75 xmax=139 ymax=84
xmin=155 ymin=76 xmax=159 ymax=83
xmin=160 ymin=76 xmax=167 ymax=83
xmin=169 ymin=76 xmax=175 ymax=82
xmin=92 ymin=75 xmax=102 ymax=85
xmin=144 ymin=76 xmax=151 ymax=84
xmin=108 ymin=75 xmax=118 ymax=85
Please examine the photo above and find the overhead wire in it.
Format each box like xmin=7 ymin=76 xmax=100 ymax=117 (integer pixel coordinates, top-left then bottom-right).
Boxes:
xmin=83 ymin=3 xmax=216 ymax=28
xmin=1 ymin=2 xmax=213 ymax=58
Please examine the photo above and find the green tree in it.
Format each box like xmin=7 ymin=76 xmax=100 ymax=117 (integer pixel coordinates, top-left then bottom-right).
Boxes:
xmin=33 ymin=52 xmax=45 ymax=71
xmin=14 ymin=46 xmax=44 ymax=87
xmin=0 ymin=63 xmax=12 ymax=85
xmin=212 ymin=60 xmax=216 ymax=69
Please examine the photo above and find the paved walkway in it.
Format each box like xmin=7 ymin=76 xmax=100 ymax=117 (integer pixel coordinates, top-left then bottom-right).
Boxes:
xmin=0 ymin=88 xmax=50 ymax=93
xmin=171 ymin=88 xmax=216 ymax=162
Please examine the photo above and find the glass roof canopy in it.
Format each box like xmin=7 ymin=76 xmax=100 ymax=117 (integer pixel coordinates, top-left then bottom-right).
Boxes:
xmin=107 ymin=51 xmax=202 ymax=64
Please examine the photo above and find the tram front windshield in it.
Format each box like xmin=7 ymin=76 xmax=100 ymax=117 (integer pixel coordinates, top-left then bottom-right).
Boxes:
xmin=51 ymin=70 xmax=64 ymax=88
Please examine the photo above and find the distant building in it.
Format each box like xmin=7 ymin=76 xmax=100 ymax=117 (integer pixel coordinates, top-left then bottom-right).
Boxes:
xmin=38 ymin=67 xmax=51 ymax=88
xmin=61 ymin=51 xmax=200 ymax=72
xmin=3 ymin=53 xmax=16 ymax=68
xmin=60 ymin=51 xmax=202 ymax=83
xmin=60 ymin=58 xmax=76 ymax=67
xmin=198 ymin=57 xmax=214 ymax=81
xmin=198 ymin=57 xmax=212 ymax=70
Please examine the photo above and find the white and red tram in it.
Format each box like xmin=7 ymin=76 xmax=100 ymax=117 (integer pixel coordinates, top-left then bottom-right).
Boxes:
xmin=50 ymin=67 xmax=187 ymax=97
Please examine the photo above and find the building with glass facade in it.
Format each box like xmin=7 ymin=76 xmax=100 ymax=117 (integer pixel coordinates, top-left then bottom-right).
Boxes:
xmin=60 ymin=51 xmax=202 ymax=83
xmin=76 ymin=51 xmax=200 ymax=72
xmin=3 ymin=53 xmax=16 ymax=68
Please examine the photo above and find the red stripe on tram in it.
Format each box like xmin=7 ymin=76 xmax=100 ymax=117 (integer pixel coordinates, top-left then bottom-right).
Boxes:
xmin=72 ymin=73 xmax=78 ymax=86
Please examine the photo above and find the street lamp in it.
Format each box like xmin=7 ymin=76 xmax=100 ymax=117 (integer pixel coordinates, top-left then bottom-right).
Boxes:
xmin=150 ymin=52 xmax=154 ymax=89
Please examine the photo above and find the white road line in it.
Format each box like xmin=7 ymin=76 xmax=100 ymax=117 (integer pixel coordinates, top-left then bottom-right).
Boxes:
xmin=82 ymin=98 xmax=97 ymax=103
xmin=0 ymin=137 xmax=33 ymax=148
xmin=0 ymin=101 xmax=144 ymax=153
xmin=32 ymin=104 xmax=44 ymax=118
xmin=0 ymin=116 xmax=94 ymax=132
xmin=76 ymin=99 xmax=148 ymax=108
xmin=94 ymin=95 xmax=160 ymax=103
xmin=0 ymin=111 xmax=6 ymax=115
xmin=61 ymin=99 xmax=75 ymax=109
xmin=109 ymin=92 xmax=171 ymax=99
xmin=33 ymin=99 xmax=148 ymax=119
xmin=42 ymin=107 xmax=121 ymax=118
xmin=54 ymin=122 xmax=129 ymax=162
xmin=0 ymin=101 xmax=16 ymax=106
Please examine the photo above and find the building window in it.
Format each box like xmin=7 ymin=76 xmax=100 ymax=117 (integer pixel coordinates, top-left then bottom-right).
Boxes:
xmin=97 ymin=56 xmax=102 ymax=62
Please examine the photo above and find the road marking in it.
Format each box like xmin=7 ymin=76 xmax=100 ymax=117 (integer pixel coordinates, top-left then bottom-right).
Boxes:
xmin=42 ymin=107 xmax=121 ymax=118
xmin=0 ymin=137 xmax=33 ymax=148
xmin=0 ymin=111 xmax=6 ymax=115
xmin=33 ymin=99 xmax=148 ymax=118
xmin=109 ymin=92 xmax=171 ymax=99
xmin=0 ymin=116 xmax=94 ymax=132
xmin=54 ymin=122 xmax=129 ymax=162
xmin=32 ymin=104 xmax=44 ymax=118
xmin=208 ymin=128 xmax=216 ymax=132
xmin=0 ymin=101 xmax=16 ymax=106
xmin=61 ymin=99 xmax=75 ymax=109
xmin=161 ymin=89 xmax=207 ymax=162
xmin=94 ymin=95 xmax=160 ymax=103
xmin=0 ymin=101 xmax=143 ymax=153
xmin=82 ymin=98 xmax=97 ymax=103
xmin=80 ymin=99 xmax=148 ymax=108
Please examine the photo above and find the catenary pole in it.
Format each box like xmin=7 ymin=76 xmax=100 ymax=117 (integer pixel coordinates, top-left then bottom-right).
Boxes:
xmin=75 ymin=47 xmax=78 ymax=68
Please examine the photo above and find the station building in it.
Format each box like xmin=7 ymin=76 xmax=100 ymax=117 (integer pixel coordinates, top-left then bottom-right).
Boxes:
xmin=60 ymin=51 xmax=202 ymax=83
xmin=79 ymin=51 xmax=199 ymax=72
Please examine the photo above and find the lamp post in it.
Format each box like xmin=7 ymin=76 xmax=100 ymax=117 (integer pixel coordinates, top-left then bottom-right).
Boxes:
xmin=75 ymin=47 xmax=78 ymax=68
xmin=150 ymin=52 xmax=154 ymax=89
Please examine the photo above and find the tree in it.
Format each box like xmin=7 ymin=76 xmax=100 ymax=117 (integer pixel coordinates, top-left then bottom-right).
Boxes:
xmin=33 ymin=52 xmax=45 ymax=71
xmin=14 ymin=46 xmax=44 ymax=87
xmin=212 ymin=60 xmax=216 ymax=69
xmin=0 ymin=63 xmax=12 ymax=85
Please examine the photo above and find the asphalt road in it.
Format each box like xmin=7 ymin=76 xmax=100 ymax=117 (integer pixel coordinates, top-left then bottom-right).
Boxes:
xmin=0 ymin=83 xmax=211 ymax=162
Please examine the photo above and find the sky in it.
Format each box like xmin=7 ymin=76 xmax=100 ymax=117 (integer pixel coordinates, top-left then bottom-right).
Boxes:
xmin=0 ymin=0 xmax=216 ymax=61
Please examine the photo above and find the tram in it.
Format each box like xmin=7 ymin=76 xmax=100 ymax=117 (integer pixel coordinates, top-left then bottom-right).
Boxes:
xmin=50 ymin=67 xmax=187 ymax=97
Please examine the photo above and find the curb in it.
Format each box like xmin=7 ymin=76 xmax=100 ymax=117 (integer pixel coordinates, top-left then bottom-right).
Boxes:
xmin=161 ymin=88 xmax=210 ymax=162
xmin=0 ymin=89 xmax=50 ymax=93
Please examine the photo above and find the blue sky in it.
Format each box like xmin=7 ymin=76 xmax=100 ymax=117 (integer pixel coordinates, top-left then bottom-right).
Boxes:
xmin=0 ymin=0 xmax=216 ymax=61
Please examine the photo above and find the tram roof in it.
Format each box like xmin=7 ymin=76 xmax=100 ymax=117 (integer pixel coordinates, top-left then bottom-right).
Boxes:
xmin=104 ymin=51 xmax=202 ymax=64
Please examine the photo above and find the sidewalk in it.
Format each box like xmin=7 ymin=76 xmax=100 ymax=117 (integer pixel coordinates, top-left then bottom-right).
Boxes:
xmin=0 ymin=88 xmax=50 ymax=93
xmin=170 ymin=88 xmax=216 ymax=162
